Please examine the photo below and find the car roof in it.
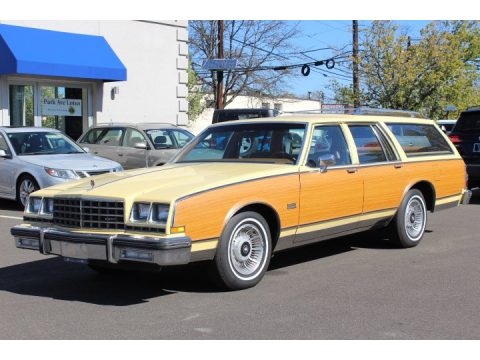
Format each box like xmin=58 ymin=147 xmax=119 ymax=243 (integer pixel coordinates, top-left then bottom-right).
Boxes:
xmin=437 ymin=119 xmax=457 ymax=124
xmin=0 ymin=126 xmax=60 ymax=133
xmin=209 ymin=113 xmax=437 ymax=127
xmin=89 ymin=123 xmax=180 ymax=130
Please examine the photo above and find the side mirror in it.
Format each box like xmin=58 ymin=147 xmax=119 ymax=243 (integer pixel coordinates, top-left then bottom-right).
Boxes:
xmin=82 ymin=147 xmax=90 ymax=153
xmin=0 ymin=149 xmax=10 ymax=158
xmin=134 ymin=142 xmax=148 ymax=150
xmin=317 ymin=154 xmax=336 ymax=173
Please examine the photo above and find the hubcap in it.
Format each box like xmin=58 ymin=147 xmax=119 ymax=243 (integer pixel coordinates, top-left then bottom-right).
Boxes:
xmin=404 ymin=196 xmax=426 ymax=241
xmin=228 ymin=220 xmax=267 ymax=280
xmin=20 ymin=179 xmax=36 ymax=207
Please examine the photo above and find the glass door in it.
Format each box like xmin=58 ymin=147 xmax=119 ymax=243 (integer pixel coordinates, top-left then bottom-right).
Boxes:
xmin=9 ymin=84 xmax=35 ymax=127
xmin=40 ymin=85 xmax=86 ymax=140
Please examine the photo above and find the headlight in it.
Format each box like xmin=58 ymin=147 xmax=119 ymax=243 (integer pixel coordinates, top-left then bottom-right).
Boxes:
xmin=113 ymin=166 xmax=123 ymax=172
xmin=27 ymin=197 xmax=42 ymax=214
xmin=131 ymin=202 xmax=151 ymax=222
xmin=25 ymin=197 xmax=53 ymax=217
xmin=45 ymin=167 xmax=79 ymax=179
xmin=152 ymin=204 xmax=169 ymax=224
xmin=43 ymin=198 xmax=54 ymax=215
xmin=129 ymin=202 xmax=170 ymax=225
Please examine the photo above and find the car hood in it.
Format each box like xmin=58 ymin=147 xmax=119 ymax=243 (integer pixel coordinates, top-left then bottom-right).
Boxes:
xmin=35 ymin=162 xmax=298 ymax=203
xmin=19 ymin=153 xmax=120 ymax=170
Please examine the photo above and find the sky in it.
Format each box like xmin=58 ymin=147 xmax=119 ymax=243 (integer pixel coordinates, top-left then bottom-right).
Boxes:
xmin=286 ymin=20 xmax=431 ymax=100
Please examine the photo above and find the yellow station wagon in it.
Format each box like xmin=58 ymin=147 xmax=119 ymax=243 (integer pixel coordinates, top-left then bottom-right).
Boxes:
xmin=12 ymin=111 xmax=471 ymax=290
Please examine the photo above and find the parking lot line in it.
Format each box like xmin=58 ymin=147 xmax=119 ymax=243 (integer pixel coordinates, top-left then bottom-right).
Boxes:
xmin=0 ymin=215 xmax=22 ymax=220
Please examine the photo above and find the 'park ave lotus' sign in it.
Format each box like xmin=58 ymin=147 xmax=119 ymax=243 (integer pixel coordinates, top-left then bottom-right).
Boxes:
xmin=42 ymin=98 xmax=82 ymax=117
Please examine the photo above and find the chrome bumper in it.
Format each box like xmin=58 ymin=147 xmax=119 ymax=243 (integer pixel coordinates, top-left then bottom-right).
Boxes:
xmin=11 ymin=225 xmax=191 ymax=266
xmin=461 ymin=189 xmax=472 ymax=205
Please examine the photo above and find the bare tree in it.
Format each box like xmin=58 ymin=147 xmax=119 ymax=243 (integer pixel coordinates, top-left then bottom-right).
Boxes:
xmin=189 ymin=20 xmax=300 ymax=107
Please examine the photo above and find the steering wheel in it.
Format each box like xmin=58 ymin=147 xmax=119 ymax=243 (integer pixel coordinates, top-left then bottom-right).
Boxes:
xmin=271 ymin=152 xmax=296 ymax=163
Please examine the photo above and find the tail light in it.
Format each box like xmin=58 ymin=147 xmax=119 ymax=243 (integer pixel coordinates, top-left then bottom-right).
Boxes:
xmin=449 ymin=135 xmax=462 ymax=144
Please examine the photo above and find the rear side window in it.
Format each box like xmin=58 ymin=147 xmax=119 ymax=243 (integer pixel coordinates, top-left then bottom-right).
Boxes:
xmin=349 ymin=125 xmax=388 ymax=164
xmin=92 ymin=128 xmax=125 ymax=146
xmin=454 ymin=111 xmax=480 ymax=132
xmin=387 ymin=123 xmax=453 ymax=156
xmin=80 ymin=128 xmax=104 ymax=144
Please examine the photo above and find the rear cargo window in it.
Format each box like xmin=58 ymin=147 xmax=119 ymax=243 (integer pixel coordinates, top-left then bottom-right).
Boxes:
xmin=454 ymin=111 xmax=480 ymax=132
xmin=387 ymin=123 xmax=453 ymax=156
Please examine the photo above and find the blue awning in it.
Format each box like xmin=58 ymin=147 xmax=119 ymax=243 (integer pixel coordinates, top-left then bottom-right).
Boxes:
xmin=0 ymin=24 xmax=126 ymax=81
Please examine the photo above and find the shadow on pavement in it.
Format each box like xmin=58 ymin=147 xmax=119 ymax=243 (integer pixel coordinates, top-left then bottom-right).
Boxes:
xmin=0 ymin=199 xmax=23 ymax=211
xmin=0 ymin=229 xmax=403 ymax=305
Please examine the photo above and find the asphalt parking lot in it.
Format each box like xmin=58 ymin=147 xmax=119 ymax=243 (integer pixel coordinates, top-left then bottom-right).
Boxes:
xmin=0 ymin=195 xmax=479 ymax=340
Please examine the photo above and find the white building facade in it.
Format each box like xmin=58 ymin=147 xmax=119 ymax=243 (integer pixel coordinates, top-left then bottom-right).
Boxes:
xmin=188 ymin=94 xmax=322 ymax=134
xmin=0 ymin=20 xmax=188 ymax=139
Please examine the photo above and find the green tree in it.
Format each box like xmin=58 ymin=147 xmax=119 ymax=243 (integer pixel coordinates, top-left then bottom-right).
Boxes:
xmin=332 ymin=21 xmax=480 ymax=119
xmin=187 ymin=61 xmax=205 ymax=122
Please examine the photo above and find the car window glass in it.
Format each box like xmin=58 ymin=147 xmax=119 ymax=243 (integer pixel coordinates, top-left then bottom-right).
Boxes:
xmin=177 ymin=123 xmax=306 ymax=165
xmin=0 ymin=134 xmax=11 ymax=155
xmin=387 ymin=123 xmax=453 ymax=156
xmin=307 ymin=125 xmax=351 ymax=168
xmin=80 ymin=128 xmax=104 ymax=144
xmin=349 ymin=125 xmax=388 ymax=164
xmin=170 ymin=130 xmax=193 ymax=147
xmin=7 ymin=132 xmax=83 ymax=155
xmin=146 ymin=130 xmax=174 ymax=149
xmin=94 ymin=128 xmax=124 ymax=146
xmin=123 ymin=128 xmax=147 ymax=148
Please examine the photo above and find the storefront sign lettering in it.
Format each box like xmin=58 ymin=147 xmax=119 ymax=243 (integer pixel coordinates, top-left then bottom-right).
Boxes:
xmin=41 ymin=98 xmax=82 ymax=116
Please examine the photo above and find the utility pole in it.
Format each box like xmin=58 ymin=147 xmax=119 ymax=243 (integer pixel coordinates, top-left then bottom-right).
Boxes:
xmin=216 ymin=20 xmax=224 ymax=110
xmin=352 ymin=20 xmax=360 ymax=108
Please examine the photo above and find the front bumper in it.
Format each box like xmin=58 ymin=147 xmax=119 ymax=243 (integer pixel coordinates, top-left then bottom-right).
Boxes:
xmin=11 ymin=225 xmax=191 ymax=266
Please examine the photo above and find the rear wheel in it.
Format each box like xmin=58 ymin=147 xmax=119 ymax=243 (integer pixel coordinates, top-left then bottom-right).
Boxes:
xmin=212 ymin=211 xmax=272 ymax=290
xmin=16 ymin=175 xmax=39 ymax=208
xmin=389 ymin=189 xmax=427 ymax=248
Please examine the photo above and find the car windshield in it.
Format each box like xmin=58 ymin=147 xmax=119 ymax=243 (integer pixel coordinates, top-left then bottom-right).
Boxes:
xmin=175 ymin=122 xmax=306 ymax=165
xmin=7 ymin=131 xmax=84 ymax=156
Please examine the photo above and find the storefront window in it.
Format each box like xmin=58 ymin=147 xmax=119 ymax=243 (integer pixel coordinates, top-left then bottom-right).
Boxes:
xmin=40 ymin=86 xmax=85 ymax=140
xmin=9 ymin=85 xmax=34 ymax=127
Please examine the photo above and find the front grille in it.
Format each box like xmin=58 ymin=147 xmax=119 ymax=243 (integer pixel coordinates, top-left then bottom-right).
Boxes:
xmin=76 ymin=170 xmax=112 ymax=178
xmin=53 ymin=198 xmax=125 ymax=230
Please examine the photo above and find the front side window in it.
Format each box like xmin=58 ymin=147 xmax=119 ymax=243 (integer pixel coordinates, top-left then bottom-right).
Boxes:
xmin=387 ymin=123 xmax=453 ymax=156
xmin=175 ymin=123 xmax=306 ymax=165
xmin=146 ymin=130 xmax=175 ymax=149
xmin=7 ymin=132 xmax=84 ymax=155
xmin=349 ymin=125 xmax=388 ymax=164
xmin=307 ymin=125 xmax=351 ymax=167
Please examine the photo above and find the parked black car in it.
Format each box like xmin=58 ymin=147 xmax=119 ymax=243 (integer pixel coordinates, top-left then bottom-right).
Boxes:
xmin=449 ymin=107 xmax=480 ymax=189
xmin=212 ymin=108 xmax=279 ymax=124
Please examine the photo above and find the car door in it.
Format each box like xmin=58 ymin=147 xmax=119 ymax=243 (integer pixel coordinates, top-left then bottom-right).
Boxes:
xmin=297 ymin=124 xmax=364 ymax=243
xmin=347 ymin=123 xmax=406 ymax=224
xmin=0 ymin=132 xmax=15 ymax=196
xmin=83 ymin=127 xmax=125 ymax=164
xmin=118 ymin=127 xmax=149 ymax=169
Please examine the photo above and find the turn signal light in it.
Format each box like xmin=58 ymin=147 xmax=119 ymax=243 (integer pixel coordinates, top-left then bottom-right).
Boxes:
xmin=170 ymin=226 xmax=185 ymax=234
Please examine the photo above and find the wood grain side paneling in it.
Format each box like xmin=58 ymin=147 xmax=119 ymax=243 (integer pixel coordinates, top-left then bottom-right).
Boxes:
xmin=174 ymin=174 xmax=300 ymax=242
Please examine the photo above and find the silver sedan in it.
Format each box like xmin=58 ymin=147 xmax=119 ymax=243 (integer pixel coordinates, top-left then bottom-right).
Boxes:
xmin=0 ymin=127 xmax=123 ymax=207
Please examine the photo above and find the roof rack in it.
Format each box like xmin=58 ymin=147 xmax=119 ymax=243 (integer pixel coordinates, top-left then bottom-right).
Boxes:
xmin=282 ymin=106 xmax=426 ymax=119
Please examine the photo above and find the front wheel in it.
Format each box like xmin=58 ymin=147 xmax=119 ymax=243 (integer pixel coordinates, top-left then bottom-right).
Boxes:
xmin=17 ymin=175 xmax=39 ymax=208
xmin=389 ymin=189 xmax=427 ymax=248
xmin=212 ymin=211 xmax=272 ymax=291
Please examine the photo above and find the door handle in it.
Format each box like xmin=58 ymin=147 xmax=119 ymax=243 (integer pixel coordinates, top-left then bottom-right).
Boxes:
xmin=347 ymin=168 xmax=358 ymax=174
xmin=394 ymin=163 xmax=403 ymax=169
xmin=118 ymin=153 xmax=124 ymax=157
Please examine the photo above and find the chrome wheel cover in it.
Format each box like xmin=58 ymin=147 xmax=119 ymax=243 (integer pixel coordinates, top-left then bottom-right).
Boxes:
xmin=228 ymin=218 xmax=268 ymax=280
xmin=404 ymin=195 xmax=426 ymax=241
xmin=19 ymin=179 xmax=36 ymax=207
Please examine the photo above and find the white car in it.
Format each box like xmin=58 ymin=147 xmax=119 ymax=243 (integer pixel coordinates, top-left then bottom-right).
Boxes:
xmin=0 ymin=127 xmax=123 ymax=207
